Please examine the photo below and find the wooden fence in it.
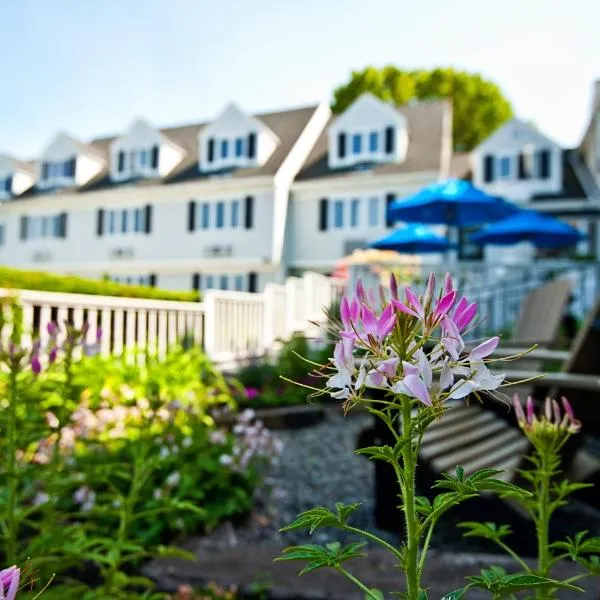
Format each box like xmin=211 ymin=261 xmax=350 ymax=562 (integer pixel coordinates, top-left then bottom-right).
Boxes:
xmin=0 ymin=271 xmax=343 ymax=365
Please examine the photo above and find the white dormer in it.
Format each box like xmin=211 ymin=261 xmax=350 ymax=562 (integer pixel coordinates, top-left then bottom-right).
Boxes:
xmin=109 ymin=119 xmax=186 ymax=182
xmin=472 ymin=119 xmax=562 ymax=202
xmin=0 ymin=154 xmax=35 ymax=200
xmin=37 ymin=133 xmax=105 ymax=191
xmin=327 ymin=93 xmax=408 ymax=170
xmin=198 ymin=103 xmax=279 ymax=172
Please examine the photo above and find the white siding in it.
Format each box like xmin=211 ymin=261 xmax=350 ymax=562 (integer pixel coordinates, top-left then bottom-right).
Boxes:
xmin=472 ymin=119 xmax=563 ymax=203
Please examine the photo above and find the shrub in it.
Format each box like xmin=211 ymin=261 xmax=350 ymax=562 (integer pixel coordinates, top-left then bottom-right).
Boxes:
xmin=0 ymin=266 xmax=200 ymax=302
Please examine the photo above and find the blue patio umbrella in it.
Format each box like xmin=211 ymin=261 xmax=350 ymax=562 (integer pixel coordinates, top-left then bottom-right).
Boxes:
xmin=369 ymin=224 xmax=453 ymax=254
xmin=388 ymin=179 xmax=519 ymax=227
xmin=470 ymin=210 xmax=586 ymax=248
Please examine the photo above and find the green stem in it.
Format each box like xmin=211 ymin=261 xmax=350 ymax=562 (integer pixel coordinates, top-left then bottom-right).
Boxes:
xmin=336 ymin=566 xmax=380 ymax=599
xmin=535 ymin=449 xmax=552 ymax=597
xmin=6 ymin=363 xmax=19 ymax=564
xmin=418 ymin=522 xmax=434 ymax=574
xmin=344 ymin=525 xmax=404 ymax=561
xmin=400 ymin=396 xmax=420 ymax=599
xmin=52 ymin=350 xmax=73 ymax=468
xmin=494 ymin=539 xmax=531 ymax=573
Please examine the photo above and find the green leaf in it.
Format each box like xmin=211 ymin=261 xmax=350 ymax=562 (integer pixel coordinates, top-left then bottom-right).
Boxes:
xmin=279 ymin=503 xmax=361 ymax=534
xmin=155 ymin=545 xmax=196 ymax=561
xmin=440 ymin=588 xmax=469 ymax=600
xmin=366 ymin=589 xmax=385 ymax=600
xmin=466 ymin=568 xmax=583 ymax=595
xmin=458 ymin=521 xmax=512 ymax=541
xmin=275 ymin=542 xmax=367 ymax=575
xmin=354 ymin=445 xmax=396 ymax=462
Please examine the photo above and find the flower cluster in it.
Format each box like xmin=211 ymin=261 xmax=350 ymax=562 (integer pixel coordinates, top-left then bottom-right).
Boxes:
xmin=0 ymin=566 xmax=20 ymax=600
xmin=47 ymin=321 xmax=102 ymax=363
xmin=513 ymin=394 xmax=581 ymax=444
xmin=0 ymin=338 xmax=42 ymax=375
xmin=218 ymin=409 xmax=284 ymax=472
xmin=328 ymin=273 xmax=505 ymax=411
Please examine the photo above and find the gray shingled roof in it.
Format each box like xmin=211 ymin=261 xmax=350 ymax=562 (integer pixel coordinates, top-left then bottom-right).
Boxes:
xmin=295 ymin=99 xmax=450 ymax=181
xmin=18 ymin=105 xmax=319 ymax=197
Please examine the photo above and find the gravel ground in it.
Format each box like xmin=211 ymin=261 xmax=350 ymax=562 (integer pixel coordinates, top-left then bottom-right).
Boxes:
xmin=192 ymin=407 xmax=600 ymax=557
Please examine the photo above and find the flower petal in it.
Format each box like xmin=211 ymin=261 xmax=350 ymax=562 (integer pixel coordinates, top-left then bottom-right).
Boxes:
xmin=469 ymin=336 xmax=499 ymax=360
xmin=391 ymin=298 xmax=419 ymax=318
xmin=434 ymin=290 xmax=456 ymax=319
xmin=403 ymin=374 xmax=432 ymax=406
xmin=440 ymin=362 xmax=454 ymax=390
xmin=405 ymin=287 xmax=424 ymax=319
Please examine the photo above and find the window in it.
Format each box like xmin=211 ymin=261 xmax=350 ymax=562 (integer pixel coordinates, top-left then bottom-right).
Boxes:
xmin=231 ymin=200 xmax=239 ymax=228
xmin=0 ymin=224 xmax=4 ymax=245
xmin=103 ymin=207 xmax=146 ymax=236
xmin=352 ymin=134 xmax=362 ymax=155
xmin=220 ymin=139 xmax=229 ymax=159
xmin=369 ymin=131 xmax=379 ymax=152
xmin=205 ymin=275 xmax=214 ymax=289
xmin=234 ymin=274 xmax=244 ymax=291
xmin=333 ymin=200 xmax=344 ymax=228
xmin=235 ymin=137 xmax=244 ymax=157
xmin=201 ymin=203 xmax=210 ymax=229
xmin=220 ymin=275 xmax=228 ymax=290
xmin=2 ymin=176 xmax=12 ymax=194
xmin=498 ymin=156 xmax=511 ymax=179
xmin=368 ymin=197 xmax=379 ymax=227
xmin=458 ymin=226 xmax=484 ymax=261
xmin=22 ymin=214 xmax=65 ymax=240
xmin=536 ymin=149 xmax=551 ymax=179
xmin=350 ymin=198 xmax=360 ymax=227
xmin=216 ymin=202 xmax=225 ymax=228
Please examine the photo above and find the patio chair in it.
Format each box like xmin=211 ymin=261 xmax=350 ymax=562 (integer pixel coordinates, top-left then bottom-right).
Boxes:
xmin=420 ymin=292 xmax=600 ymax=497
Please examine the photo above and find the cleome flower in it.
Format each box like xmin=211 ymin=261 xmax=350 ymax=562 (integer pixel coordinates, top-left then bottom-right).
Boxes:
xmin=513 ymin=395 xmax=581 ymax=436
xmin=325 ymin=272 xmax=506 ymax=411
xmin=0 ymin=565 xmax=20 ymax=600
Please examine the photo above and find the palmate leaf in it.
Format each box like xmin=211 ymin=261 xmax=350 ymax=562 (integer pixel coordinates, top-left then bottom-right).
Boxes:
xmin=464 ymin=567 xmax=583 ymax=595
xmin=458 ymin=521 xmax=513 ymax=542
xmin=551 ymin=530 xmax=600 ymax=563
xmin=434 ymin=466 xmax=531 ymax=499
xmin=275 ymin=541 xmax=367 ymax=575
xmin=279 ymin=502 xmax=362 ymax=534
xmin=354 ymin=445 xmax=396 ymax=463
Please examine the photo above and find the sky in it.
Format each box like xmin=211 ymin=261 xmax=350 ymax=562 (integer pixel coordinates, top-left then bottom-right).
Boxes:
xmin=0 ymin=0 xmax=598 ymax=158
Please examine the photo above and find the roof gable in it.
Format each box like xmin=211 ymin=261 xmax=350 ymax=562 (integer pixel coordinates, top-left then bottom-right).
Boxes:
xmin=199 ymin=102 xmax=278 ymax=141
xmin=475 ymin=119 xmax=561 ymax=154
xmin=331 ymin=93 xmax=407 ymax=131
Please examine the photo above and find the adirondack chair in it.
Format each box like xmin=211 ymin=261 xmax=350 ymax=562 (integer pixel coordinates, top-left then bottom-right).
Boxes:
xmin=422 ymin=290 xmax=600 ymax=481
xmin=358 ymin=278 xmax=573 ymax=532
xmin=419 ymin=278 xmax=574 ymax=482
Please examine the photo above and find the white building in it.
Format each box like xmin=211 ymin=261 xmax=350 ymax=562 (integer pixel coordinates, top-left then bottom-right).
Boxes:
xmin=0 ymin=101 xmax=330 ymax=292
xmin=0 ymin=88 xmax=598 ymax=293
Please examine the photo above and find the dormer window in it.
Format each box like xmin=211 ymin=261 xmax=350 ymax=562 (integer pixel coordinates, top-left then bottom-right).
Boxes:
xmin=2 ymin=176 xmax=12 ymax=195
xmin=40 ymin=157 xmax=76 ymax=186
xmin=115 ymin=146 xmax=159 ymax=178
xmin=198 ymin=103 xmax=277 ymax=172
xmin=327 ymin=93 xmax=407 ymax=170
xmin=369 ymin=131 xmax=379 ymax=152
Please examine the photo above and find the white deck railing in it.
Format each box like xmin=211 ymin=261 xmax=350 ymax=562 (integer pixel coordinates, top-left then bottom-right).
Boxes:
xmin=0 ymin=271 xmax=343 ymax=365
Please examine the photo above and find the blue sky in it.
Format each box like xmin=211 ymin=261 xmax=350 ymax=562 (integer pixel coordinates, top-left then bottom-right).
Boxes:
xmin=0 ymin=0 xmax=597 ymax=157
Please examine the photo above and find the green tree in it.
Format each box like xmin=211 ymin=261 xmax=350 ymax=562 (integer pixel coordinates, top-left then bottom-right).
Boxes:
xmin=331 ymin=66 xmax=513 ymax=151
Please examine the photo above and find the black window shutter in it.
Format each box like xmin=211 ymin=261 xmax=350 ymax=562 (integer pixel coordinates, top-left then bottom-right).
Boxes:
xmin=192 ymin=273 xmax=202 ymax=291
xmin=318 ymin=198 xmax=329 ymax=231
xmin=5 ymin=175 xmax=12 ymax=194
xmin=41 ymin=162 xmax=49 ymax=180
xmin=148 ymin=274 xmax=157 ymax=287
xmin=247 ymin=133 xmax=256 ymax=159
xmin=337 ymin=133 xmax=346 ymax=159
xmin=96 ymin=208 xmax=105 ymax=237
xmin=518 ymin=153 xmax=527 ymax=179
xmin=144 ymin=204 xmax=153 ymax=234
xmin=385 ymin=194 xmax=395 ymax=228
xmin=248 ymin=271 xmax=257 ymax=293
xmin=483 ymin=155 xmax=494 ymax=182
xmin=19 ymin=216 xmax=28 ymax=240
xmin=187 ymin=201 xmax=196 ymax=232
xmin=207 ymin=138 xmax=215 ymax=163
xmin=58 ymin=212 xmax=68 ymax=238
xmin=68 ymin=157 xmax=76 ymax=177
xmin=117 ymin=151 xmax=125 ymax=172
xmin=385 ymin=126 xmax=395 ymax=154
xmin=150 ymin=145 xmax=159 ymax=169
xmin=244 ymin=196 xmax=254 ymax=229
xmin=539 ymin=149 xmax=551 ymax=179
